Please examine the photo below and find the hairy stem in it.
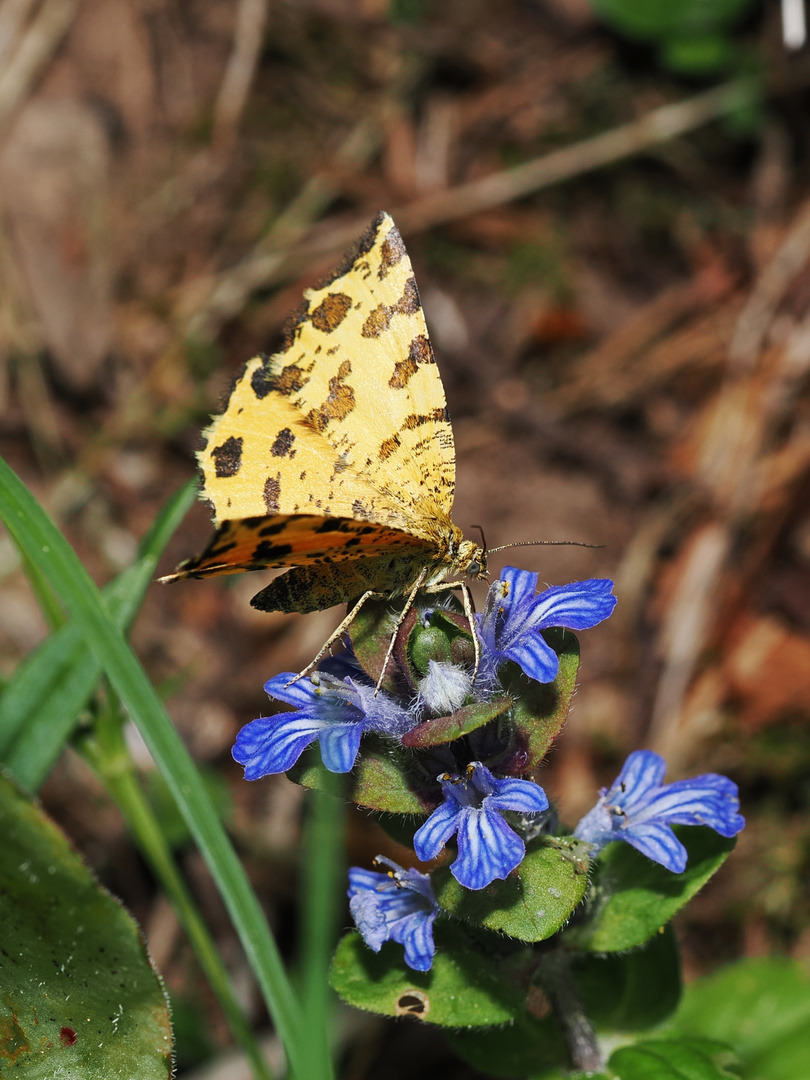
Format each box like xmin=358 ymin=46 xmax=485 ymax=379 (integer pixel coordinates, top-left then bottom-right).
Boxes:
xmin=537 ymin=948 xmax=604 ymax=1074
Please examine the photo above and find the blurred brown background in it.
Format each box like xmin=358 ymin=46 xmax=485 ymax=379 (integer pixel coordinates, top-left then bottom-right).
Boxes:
xmin=1 ymin=0 xmax=809 ymax=1075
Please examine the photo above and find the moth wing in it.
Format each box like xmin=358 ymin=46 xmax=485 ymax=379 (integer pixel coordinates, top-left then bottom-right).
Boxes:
xmin=199 ymin=212 xmax=455 ymax=539
xmin=160 ymin=514 xmax=431 ymax=581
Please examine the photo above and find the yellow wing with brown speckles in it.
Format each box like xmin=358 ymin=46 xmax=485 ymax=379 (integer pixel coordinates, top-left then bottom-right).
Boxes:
xmin=199 ymin=212 xmax=455 ymax=537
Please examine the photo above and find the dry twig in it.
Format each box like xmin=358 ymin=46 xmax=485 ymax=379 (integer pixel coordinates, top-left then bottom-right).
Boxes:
xmin=212 ymin=0 xmax=269 ymax=151
xmin=0 ymin=0 xmax=77 ymax=141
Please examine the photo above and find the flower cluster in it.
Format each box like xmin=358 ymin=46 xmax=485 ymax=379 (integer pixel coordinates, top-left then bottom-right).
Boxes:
xmin=232 ymin=566 xmax=745 ymax=973
xmin=233 ymin=568 xmax=615 ymax=783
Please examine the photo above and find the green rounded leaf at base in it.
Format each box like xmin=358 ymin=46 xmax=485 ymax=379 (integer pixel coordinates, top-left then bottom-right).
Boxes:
xmin=445 ymin=930 xmax=681 ymax=1079
xmin=0 ymin=772 xmax=172 ymax=1078
xmin=665 ymin=956 xmax=810 ymax=1077
xmin=608 ymin=1037 xmax=740 ymax=1080
xmin=433 ymin=836 xmax=590 ymax=943
xmin=567 ymin=826 xmax=736 ymax=953
xmin=576 ymin=925 xmax=681 ymax=1032
xmin=330 ymin=924 xmax=528 ymax=1027
xmin=445 ymin=1010 xmax=567 ymax=1078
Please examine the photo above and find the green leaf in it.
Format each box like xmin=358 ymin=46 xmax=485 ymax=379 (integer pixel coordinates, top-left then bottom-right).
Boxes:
xmin=0 ymin=772 xmax=171 ymax=1077
xmin=446 ymin=930 xmax=681 ymax=1079
xmin=591 ymin=0 xmax=754 ymax=40
xmin=329 ymin=925 xmax=527 ymax=1027
xmin=0 ymin=456 xmax=307 ymax=1077
xmin=578 ymin=925 xmax=682 ymax=1032
xmin=502 ymin=629 xmax=580 ymax=772
xmin=0 ymin=481 xmax=197 ymax=791
xmin=566 ymin=826 xmax=736 ymax=952
xmin=289 ymin=735 xmax=435 ymax=813
xmin=608 ymin=1037 xmax=739 ymax=1079
xmin=433 ymin=836 xmax=590 ymax=942
xmin=445 ymin=1011 xmax=567 ymax=1078
xmin=402 ymin=696 xmax=512 ymax=749
xmin=666 ymin=957 xmax=810 ymax=1079
xmin=661 ymin=36 xmax=738 ymax=76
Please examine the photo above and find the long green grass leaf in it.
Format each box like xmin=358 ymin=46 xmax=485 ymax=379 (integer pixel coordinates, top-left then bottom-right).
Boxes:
xmin=0 ymin=456 xmax=307 ymax=1077
xmin=0 ymin=482 xmax=197 ymax=790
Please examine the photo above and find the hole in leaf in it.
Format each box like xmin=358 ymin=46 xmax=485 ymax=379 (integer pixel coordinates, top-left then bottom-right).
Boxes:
xmin=395 ymin=990 xmax=429 ymax=1017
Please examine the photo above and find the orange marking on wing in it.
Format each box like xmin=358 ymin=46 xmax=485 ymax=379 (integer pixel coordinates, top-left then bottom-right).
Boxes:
xmin=162 ymin=514 xmax=427 ymax=580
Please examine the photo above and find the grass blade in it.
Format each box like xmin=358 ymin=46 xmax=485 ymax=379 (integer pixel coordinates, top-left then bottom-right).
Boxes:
xmin=0 ymin=456 xmax=307 ymax=1078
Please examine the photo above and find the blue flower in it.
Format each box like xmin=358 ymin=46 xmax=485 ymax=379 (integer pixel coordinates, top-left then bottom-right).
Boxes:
xmin=232 ymin=672 xmax=415 ymax=778
xmin=348 ymin=856 xmax=439 ymax=972
xmin=413 ymin=761 xmax=549 ymax=890
xmin=476 ymin=567 xmax=617 ymax=685
xmin=574 ymin=750 xmax=745 ymax=873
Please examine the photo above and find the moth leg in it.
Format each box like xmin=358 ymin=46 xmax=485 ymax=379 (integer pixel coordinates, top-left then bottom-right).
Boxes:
xmin=374 ymin=567 xmax=430 ymax=696
xmin=422 ymin=580 xmax=481 ymax=681
xmin=286 ymin=589 xmax=381 ymax=687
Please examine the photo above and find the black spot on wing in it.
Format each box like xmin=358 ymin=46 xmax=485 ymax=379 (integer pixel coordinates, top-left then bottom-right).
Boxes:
xmin=212 ymin=436 xmax=243 ymax=478
xmin=253 ymin=541 xmax=294 ymax=563
xmin=318 ymin=211 xmax=389 ymax=289
xmin=270 ymin=427 xmax=296 ymax=457
xmin=252 ymin=358 xmax=307 ymax=399
xmin=378 ymin=227 xmax=406 ymax=279
xmin=257 ymin=519 xmax=289 ymax=537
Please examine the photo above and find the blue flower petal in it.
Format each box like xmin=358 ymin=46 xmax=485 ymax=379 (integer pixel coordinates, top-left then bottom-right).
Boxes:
xmin=487 ymin=776 xmax=550 ymax=815
xmin=452 ymin=807 xmax=525 ymax=889
xmin=527 ymin=579 xmax=618 ymax=632
xmin=476 ymin=567 xmax=616 ymax=686
xmin=573 ymin=749 xmax=745 ymax=872
xmin=620 ymin=821 xmax=688 ymax=873
xmin=348 ymin=860 xmax=438 ymax=971
xmin=635 ymin=775 xmax=745 ymax=837
xmin=500 ymin=566 xmax=539 ymax=608
xmin=502 ymin=632 xmax=560 ymax=683
xmin=395 ymin=910 xmax=437 ymax=972
xmin=349 ymin=890 xmax=389 ymax=952
xmin=611 ymin=750 xmax=667 ymax=808
xmin=232 ymin=713 xmax=324 ymax=778
xmin=413 ymin=799 xmax=462 ymax=863
xmin=319 ymin=720 xmax=363 ymax=772
xmin=263 ymin=672 xmax=322 ymax=708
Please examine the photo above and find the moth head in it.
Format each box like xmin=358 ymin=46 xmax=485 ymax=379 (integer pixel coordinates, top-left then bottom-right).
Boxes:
xmin=457 ymin=539 xmax=488 ymax=580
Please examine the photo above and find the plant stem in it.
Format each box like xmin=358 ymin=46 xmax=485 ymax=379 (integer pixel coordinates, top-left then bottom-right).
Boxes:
xmin=537 ymin=948 xmax=605 ymax=1074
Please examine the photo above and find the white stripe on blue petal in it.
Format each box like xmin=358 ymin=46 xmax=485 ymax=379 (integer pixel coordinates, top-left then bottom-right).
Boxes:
xmin=487 ymin=777 xmax=549 ymax=815
xmin=528 ymin=580 xmax=617 ymax=632
xmin=263 ymin=673 xmax=322 ymax=708
xmin=453 ymin=807 xmax=525 ymax=889
xmin=413 ymin=799 xmax=462 ymax=863
xmin=506 ymin=634 xmax=559 ymax=682
xmin=232 ymin=714 xmax=326 ymax=777
xmin=318 ymin=721 xmax=363 ymax=772
xmin=621 ymin=821 xmax=688 ymax=873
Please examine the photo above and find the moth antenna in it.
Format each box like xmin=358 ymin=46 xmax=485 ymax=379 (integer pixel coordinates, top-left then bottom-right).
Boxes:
xmin=487 ymin=539 xmax=603 ymax=554
xmin=470 ymin=523 xmax=487 ymax=553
